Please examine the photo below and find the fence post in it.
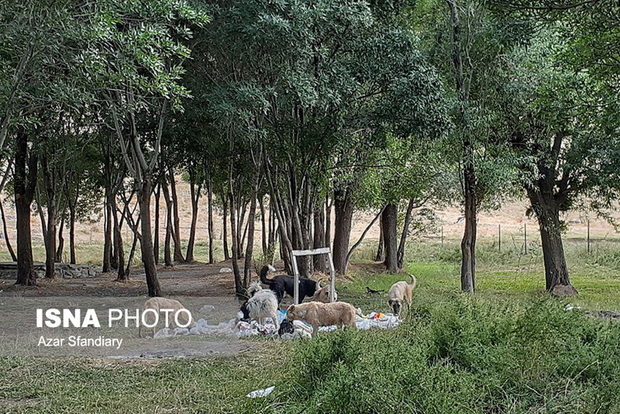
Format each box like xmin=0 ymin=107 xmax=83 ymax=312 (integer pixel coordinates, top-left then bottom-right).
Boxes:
xmin=524 ymin=223 xmax=527 ymax=255
xmin=498 ymin=224 xmax=501 ymax=251
xmin=441 ymin=226 xmax=444 ymax=245
xmin=587 ymin=219 xmax=590 ymax=253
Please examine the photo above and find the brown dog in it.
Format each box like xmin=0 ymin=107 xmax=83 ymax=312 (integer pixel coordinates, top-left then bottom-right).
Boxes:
xmin=387 ymin=274 xmax=417 ymax=316
xmin=139 ymin=297 xmax=194 ymax=337
xmin=286 ymin=301 xmax=357 ymax=336
xmin=311 ymin=285 xmax=337 ymax=303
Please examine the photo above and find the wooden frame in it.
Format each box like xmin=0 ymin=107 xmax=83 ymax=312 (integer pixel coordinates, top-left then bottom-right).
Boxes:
xmin=290 ymin=247 xmax=336 ymax=304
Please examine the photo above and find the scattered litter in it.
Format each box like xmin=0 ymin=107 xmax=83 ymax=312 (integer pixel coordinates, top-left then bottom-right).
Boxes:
xmin=199 ymin=305 xmax=215 ymax=313
xmin=565 ymin=304 xmax=581 ymax=311
xmin=219 ymin=267 xmax=233 ymax=273
xmin=154 ymin=328 xmax=176 ymax=338
xmin=246 ymin=386 xmax=275 ymax=398
xmin=236 ymin=320 xmax=278 ymax=337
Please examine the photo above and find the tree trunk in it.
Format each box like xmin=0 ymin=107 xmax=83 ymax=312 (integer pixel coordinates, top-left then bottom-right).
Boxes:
xmin=260 ymin=194 xmax=268 ymax=256
xmin=41 ymin=155 xmax=56 ymax=278
xmin=333 ymin=188 xmax=354 ymax=275
xmin=397 ymin=198 xmax=417 ymax=270
xmin=527 ymin=185 xmax=576 ymax=295
xmin=243 ymin=188 xmax=258 ymax=287
xmin=207 ymin=179 xmax=214 ymax=264
xmin=137 ymin=178 xmax=161 ymax=297
xmin=460 ymin=160 xmax=477 ymax=293
xmin=229 ymin=191 xmax=244 ymax=297
xmin=185 ymin=174 xmax=201 ymax=263
xmin=0 ymin=198 xmax=17 ymax=261
xmin=102 ymin=195 xmax=112 ymax=273
xmin=222 ymin=195 xmax=230 ymax=260
xmin=56 ymin=215 xmax=64 ymax=262
xmin=14 ymin=126 xmax=38 ymax=286
xmin=113 ymin=196 xmax=126 ymax=281
xmin=382 ymin=203 xmax=399 ymax=273
xmin=162 ymin=181 xmax=174 ymax=266
xmin=169 ymin=169 xmax=185 ymax=263
xmin=313 ymin=201 xmax=328 ymax=273
xmin=69 ymin=202 xmax=76 ymax=264
xmin=154 ymin=183 xmax=160 ymax=265
xmin=375 ymin=218 xmax=384 ymax=262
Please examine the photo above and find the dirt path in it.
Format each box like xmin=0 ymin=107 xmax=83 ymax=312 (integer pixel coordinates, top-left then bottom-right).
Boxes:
xmin=0 ymin=263 xmax=264 ymax=359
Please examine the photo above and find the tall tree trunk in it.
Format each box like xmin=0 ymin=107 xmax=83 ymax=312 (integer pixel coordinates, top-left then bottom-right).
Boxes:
xmin=168 ymin=169 xmax=185 ymax=263
xmin=41 ymin=155 xmax=56 ymax=278
xmin=222 ymin=195 xmax=230 ymax=260
xmin=325 ymin=194 xmax=332 ymax=250
xmin=446 ymin=0 xmax=476 ymax=293
xmin=185 ymin=173 xmax=201 ymax=263
xmin=153 ymin=183 xmax=160 ymax=265
xmin=0 ymin=198 xmax=17 ymax=261
xmin=69 ymin=203 xmax=76 ymax=264
xmin=397 ymin=198 xmax=417 ymax=270
xmin=113 ymin=196 xmax=126 ymax=281
xmin=56 ymin=215 xmax=64 ymax=262
xmin=14 ymin=127 xmax=38 ymax=286
xmin=313 ymin=201 xmax=328 ymax=273
xmin=333 ymin=188 xmax=353 ymax=275
xmin=382 ymin=203 xmax=399 ymax=273
xmin=229 ymin=191 xmax=244 ymax=297
xmin=207 ymin=179 xmax=214 ymax=264
xmin=102 ymin=195 xmax=112 ymax=273
xmin=526 ymin=182 xmax=576 ymax=295
xmin=243 ymin=188 xmax=258 ymax=287
xmin=260 ymin=194 xmax=268 ymax=256
xmin=137 ymin=178 xmax=161 ymax=297
xmin=163 ymin=184 xmax=173 ymax=267
xmin=375 ymin=218 xmax=384 ymax=262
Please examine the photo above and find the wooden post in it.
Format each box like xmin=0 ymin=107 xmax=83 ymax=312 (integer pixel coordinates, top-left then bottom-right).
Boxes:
xmin=498 ymin=224 xmax=501 ymax=251
xmin=291 ymin=247 xmax=335 ymax=304
xmin=524 ymin=223 xmax=527 ymax=255
xmin=587 ymin=219 xmax=590 ymax=254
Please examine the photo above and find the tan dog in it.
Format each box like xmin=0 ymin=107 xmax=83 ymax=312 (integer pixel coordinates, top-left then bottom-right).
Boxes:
xmin=311 ymin=285 xmax=337 ymax=303
xmin=139 ymin=297 xmax=194 ymax=337
xmin=387 ymin=274 xmax=417 ymax=316
xmin=286 ymin=301 xmax=357 ymax=336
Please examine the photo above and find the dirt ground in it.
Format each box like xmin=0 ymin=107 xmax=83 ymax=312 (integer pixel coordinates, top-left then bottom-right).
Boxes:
xmin=0 ymin=263 xmax=267 ymax=359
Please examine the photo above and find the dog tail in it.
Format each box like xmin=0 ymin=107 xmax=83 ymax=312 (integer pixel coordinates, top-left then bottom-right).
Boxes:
xmin=408 ymin=274 xmax=417 ymax=289
xmin=259 ymin=265 xmax=275 ymax=287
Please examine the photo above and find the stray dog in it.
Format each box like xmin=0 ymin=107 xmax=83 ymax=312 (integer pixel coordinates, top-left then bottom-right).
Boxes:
xmin=286 ymin=301 xmax=357 ymax=336
xmin=243 ymin=289 xmax=280 ymax=330
xmin=312 ymin=285 xmax=337 ymax=303
xmin=259 ymin=265 xmax=320 ymax=303
xmin=387 ymin=274 xmax=417 ymax=316
xmin=278 ymin=319 xmax=295 ymax=336
xmin=139 ymin=297 xmax=194 ymax=337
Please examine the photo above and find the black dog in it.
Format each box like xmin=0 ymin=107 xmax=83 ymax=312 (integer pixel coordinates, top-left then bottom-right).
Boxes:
xmin=278 ymin=319 xmax=295 ymax=336
xmin=259 ymin=265 xmax=319 ymax=304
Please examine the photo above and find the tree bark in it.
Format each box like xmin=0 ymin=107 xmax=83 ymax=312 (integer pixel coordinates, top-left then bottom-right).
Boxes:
xmin=161 ymin=181 xmax=174 ymax=266
xmin=154 ymin=182 xmax=160 ymax=265
xmin=382 ymin=203 xmax=399 ymax=273
xmin=168 ymin=169 xmax=185 ymax=263
xmin=41 ymin=155 xmax=56 ymax=278
xmin=397 ymin=198 xmax=417 ymax=270
xmin=243 ymin=187 xmax=258 ymax=287
xmin=102 ymin=195 xmax=112 ymax=273
xmin=137 ymin=178 xmax=161 ymax=297
xmin=222 ymin=194 xmax=230 ymax=260
xmin=56 ymin=215 xmax=64 ymax=262
xmin=375 ymin=218 xmax=384 ymax=262
xmin=0 ymin=198 xmax=17 ymax=261
xmin=313 ymin=201 xmax=328 ymax=273
xmin=14 ymin=127 xmax=38 ymax=286
xmin=260 ymin=194 xmax=268 ymax=257
xmin=206 ymin=179 xmax=214 ymax=264
xmin=185 ymin=170 xmax=201 ymax=263
xmin=112 ymin=196 xmax=126 ymax=281
xmin=333 ymin=188 xmax=354 ymax=275
xmin=229 ymin=191 xmax=244 ymax=297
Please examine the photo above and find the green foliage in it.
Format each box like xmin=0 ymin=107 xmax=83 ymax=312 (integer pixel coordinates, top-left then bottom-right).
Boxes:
xmin=279 ymin=297 xmax=620 ymax=413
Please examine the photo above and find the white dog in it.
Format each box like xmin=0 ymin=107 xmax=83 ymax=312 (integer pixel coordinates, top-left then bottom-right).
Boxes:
xmin=245 ymin=289 xmax=280 ymax=330
xmin=387 ymin=274 xmax=417 ymax=316
xmin=139 ymin=297 xmax=194 ymax=337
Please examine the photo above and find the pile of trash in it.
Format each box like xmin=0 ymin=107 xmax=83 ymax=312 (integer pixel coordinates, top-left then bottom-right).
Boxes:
xmin=152 ymin=307 xmax=401 ymax=339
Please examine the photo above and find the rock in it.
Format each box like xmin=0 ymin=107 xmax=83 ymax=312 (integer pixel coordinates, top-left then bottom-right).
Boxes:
xmin=219 ymin=267 xmax=233 ymax=273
